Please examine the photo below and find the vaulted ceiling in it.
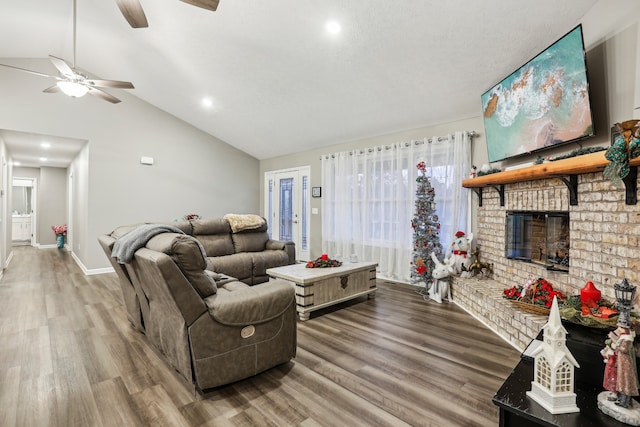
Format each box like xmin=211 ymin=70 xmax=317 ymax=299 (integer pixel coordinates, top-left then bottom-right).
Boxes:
xmin=0 ymin=0 xmax=597 ymax=165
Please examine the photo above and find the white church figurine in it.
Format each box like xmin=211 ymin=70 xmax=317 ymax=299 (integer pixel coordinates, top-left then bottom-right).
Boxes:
xmin=527 ymin=296 xmax=580 ymax=414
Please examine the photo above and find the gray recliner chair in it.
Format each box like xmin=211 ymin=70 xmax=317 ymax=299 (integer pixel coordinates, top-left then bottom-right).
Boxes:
xmin=97 ymin=220 xmax=193 ymax=333
xmin=101 ymin=230 xmax=297 ymax=390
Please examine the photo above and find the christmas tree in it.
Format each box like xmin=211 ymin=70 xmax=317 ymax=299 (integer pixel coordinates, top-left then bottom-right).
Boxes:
xmin=411 ymin=161 xmax=443 ymax=288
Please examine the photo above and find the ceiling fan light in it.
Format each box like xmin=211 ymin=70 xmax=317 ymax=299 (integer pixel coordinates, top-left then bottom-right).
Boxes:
xmin=57 ymin=81 xmax=89 ymax=98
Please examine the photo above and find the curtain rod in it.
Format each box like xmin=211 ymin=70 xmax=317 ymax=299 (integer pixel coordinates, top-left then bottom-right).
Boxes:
xmin=320 ymin=130 xmax=477 ymax=160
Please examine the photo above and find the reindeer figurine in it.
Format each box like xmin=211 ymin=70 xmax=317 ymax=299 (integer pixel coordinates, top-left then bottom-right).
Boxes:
xmin=428 ymin=252 xmax=453 ymax=303
xmin=461 ymin=247 xmax=493 ymax=278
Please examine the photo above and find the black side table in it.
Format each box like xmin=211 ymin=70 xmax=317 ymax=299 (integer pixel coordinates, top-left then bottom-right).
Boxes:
xmin=493 ymin=321 xmax=638 ymax=427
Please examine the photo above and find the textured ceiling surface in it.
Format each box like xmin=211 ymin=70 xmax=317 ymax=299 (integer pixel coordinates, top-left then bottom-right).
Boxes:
xmin=0 ymin=0 xmax=597 ymax=164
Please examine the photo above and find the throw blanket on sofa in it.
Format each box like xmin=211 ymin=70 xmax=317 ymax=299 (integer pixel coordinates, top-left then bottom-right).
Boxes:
xmin=112 ymin=224 xmax=185 ymax=264
xmin=223 ymin=214 xmax=266 ymax=233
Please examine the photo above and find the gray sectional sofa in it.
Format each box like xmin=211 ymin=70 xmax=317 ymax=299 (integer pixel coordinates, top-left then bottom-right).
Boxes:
xmin=97 ymin=216 xmax=297 ymax=390
xmin=190 ymin=218 xmax=295 ymax=285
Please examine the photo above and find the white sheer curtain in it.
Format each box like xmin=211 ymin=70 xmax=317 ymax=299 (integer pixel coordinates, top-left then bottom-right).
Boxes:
xmin=321 ymin=131 xmax=471 ymax=282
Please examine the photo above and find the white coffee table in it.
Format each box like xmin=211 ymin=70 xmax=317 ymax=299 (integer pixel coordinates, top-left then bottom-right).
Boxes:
xmin=267 ymin=261 xmax=378 ymax=321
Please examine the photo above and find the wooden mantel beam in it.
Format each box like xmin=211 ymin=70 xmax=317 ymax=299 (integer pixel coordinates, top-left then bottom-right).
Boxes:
xmin=462 ymin=152 xmax=623 ymax=187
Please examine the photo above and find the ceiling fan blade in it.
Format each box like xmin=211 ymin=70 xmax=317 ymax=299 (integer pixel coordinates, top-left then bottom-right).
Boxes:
xmin=0 ymin=63 xmax=57 ymax=79
xmin=87 ymin=87 xmax=122 ymax=104
xmin=43 ymin=85 xmax=62 ymax=93
xmin=84 ymin=79 xmax=135 ymax=89
xmin=180 ymin=0 xmax=219 ymax=12
xmin=115 ymin=0 xmax=149 ymax=28
xmin=49 ymin=56 xmax=75 ymax=78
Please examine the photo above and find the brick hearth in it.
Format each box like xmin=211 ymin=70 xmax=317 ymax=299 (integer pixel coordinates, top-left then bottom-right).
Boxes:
xmin=453 ymin=170 xmax=640 ymax=351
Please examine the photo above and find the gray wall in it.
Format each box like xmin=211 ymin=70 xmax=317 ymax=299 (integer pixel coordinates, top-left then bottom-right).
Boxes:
xmin=0 ymin=60 xmax=260 ymax=271
xmin=578 ymin=2 xmax=639 ymax=139
xmin=69 ymin=144 xmax=88 ymax=267
xmin=39 ymin=167 xmax=67 ymax=246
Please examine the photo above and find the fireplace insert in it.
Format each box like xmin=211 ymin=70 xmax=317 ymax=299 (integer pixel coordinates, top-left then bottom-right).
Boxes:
xmin=505 ymin=211 xmax=569 ymax=271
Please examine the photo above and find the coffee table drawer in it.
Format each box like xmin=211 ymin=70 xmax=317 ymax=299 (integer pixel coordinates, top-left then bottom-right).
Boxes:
xmin=309 ymin=268 xmax=375 ymax=305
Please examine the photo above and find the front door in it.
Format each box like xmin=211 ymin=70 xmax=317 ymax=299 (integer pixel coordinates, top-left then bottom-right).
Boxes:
xmin=264 ymin=167 xmax=310 ymax=261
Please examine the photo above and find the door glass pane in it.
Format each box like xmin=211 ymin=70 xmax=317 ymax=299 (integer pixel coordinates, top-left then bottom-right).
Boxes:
xmin=302 ymin=175 xmax=308 ymax=250
xmin=279 ymin=178 xmax=293 ymax=241
xmin=267 ymin=178 xmax=273 ymax=238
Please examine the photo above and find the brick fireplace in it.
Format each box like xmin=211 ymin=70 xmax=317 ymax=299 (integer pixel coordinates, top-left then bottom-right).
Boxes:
xmin=454 ymin=167 xmax=640 ymax=350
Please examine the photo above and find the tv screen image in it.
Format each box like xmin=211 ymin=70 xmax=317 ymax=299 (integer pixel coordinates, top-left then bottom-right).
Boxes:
xmin=481 ymin=24 xmax=594 ymax=163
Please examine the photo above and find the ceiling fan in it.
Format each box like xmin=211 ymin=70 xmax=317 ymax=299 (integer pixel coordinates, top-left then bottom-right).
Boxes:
xmin=0 ymin=0 xmax=134 ymax=104
xmin=115 ymin=0 xmax=220 ymax=28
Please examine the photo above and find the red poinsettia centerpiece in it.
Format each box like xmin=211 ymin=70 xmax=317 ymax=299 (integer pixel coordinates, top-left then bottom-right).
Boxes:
xmin=306 ymin=254 xmax=342 ymax=268
xmin=503 ymin=277 xmax=566 ymax=308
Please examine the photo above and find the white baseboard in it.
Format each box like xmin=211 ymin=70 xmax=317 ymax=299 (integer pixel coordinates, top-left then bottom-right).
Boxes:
xmin=71 ymin=251 xmax=114 ymax=275
xmin=5 ymin=251 xmax=13 ymax=268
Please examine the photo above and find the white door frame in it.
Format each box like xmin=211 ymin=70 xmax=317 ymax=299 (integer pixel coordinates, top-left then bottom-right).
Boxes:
xmin=12 ymin=177 xmax=37 ymax=246
xmin=264 ymin=166 xmax=311 ymax=261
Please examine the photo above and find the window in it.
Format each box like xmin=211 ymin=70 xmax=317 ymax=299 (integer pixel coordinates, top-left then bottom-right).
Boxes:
xmin=321 ymin=132 xmax=471 ymax=282
xmin=266 ymin=178 xmax=273 ymax=238
xmin=302 ymin=176 xmax=308 ymax=250
xmin=536 ymin=356 xmax=552 ymax=390
xmin=556 ymin=362 xmax=573 ymax=393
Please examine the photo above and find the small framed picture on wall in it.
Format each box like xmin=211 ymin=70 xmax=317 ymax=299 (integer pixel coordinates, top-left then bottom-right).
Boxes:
xmin=312 ymin=187 xmax=322 ymax=198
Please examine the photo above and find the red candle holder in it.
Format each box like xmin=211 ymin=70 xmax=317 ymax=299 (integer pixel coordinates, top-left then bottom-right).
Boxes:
xmin=580 ymin=281 xmax=601 ymax=304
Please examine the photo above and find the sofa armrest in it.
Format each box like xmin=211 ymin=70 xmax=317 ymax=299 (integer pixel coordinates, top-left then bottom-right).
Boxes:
xmin=204 ymin=281 xmax=294 ymax=325
xmin=266 ymin=239 xmax=296 ymax=264
xmin=204 ymin=270 xmax=237 ymax=286
xmin=216 ymin=275 xmax=238 ymax=287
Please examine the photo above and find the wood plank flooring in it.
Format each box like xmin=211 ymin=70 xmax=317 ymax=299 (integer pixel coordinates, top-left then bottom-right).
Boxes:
xmin=0 ymin=246 xmax=520 ymax=426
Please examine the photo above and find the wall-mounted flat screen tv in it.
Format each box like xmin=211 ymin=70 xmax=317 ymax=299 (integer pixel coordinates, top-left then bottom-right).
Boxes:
xmin=481 ymin=24 xmax=594 ymax=163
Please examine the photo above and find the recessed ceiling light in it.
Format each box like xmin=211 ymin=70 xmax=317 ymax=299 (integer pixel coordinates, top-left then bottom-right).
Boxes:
xmin=202 ymin=97 xmax=213 ymax=108
xmin=326 ymin=20 xmax=341 ymax=35
xmin=41 ymin=142 xmax=51 ymax=148
xmin=40 ymin=157 xmax=47 ymax=162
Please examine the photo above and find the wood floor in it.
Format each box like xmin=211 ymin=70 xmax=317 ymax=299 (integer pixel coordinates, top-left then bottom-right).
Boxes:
xmin=0 ymin=246 xmax=520 ymax=427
